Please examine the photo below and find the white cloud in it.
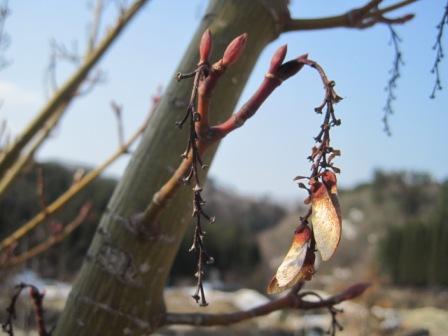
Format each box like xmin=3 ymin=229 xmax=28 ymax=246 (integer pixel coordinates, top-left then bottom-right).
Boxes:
xmin=0 ymin=80 xmax=41 ymax=107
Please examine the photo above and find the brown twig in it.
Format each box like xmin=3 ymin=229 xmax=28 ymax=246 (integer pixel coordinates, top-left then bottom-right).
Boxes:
xmin=0 ymin=97 xmax=157 ymax=253
xmin=164 ymin=283 xmax=370 ymax=328
xmin=1 ymin=283 xmax=50 ymax=336
xmin=293 ymin=55 xmax=342 ymax=218
xmin=283 ymin=0 xmax=417 ymax=32
xmin=430 ymin=0 xmax=448 ymax=99
xmin=1 ymin=202 xmax=92 ymax=268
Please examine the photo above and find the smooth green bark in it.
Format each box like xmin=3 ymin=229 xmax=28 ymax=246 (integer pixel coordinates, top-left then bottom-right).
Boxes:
xmin=54 ymin=1 xmax=289 ymax=334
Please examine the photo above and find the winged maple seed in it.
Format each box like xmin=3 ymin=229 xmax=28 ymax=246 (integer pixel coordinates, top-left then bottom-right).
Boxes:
xmin=267 ymin=224 xmax=315 ymax=294
xmin=311 ymin=170 xmax=342 ymax=261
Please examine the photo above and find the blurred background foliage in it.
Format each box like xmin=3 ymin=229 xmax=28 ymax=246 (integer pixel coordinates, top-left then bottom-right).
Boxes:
xmin=1 ymin=160 xmax=447 ymax=291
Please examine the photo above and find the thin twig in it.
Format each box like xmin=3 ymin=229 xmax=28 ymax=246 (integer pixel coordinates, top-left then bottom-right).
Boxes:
xmin=0 ymin=109 xmax=64 ymax=198
xmin=383 ymin=25 xmax=403 ymax=136
xmin=0 ymin=98 xmax=156 ymax=253
xmin=111 ymin=100 xmax=126 ymax=149
xmin=87 ymin=0 xmax=104 ymax=54
xmin=0 ymin=0 xmax=150 ymax=180
xmin=1 ymin=283 xmax=50 ymax=336
xmin=1 ymin=202 xmax=92 ymax=268
xmin=284 ymin=0 xmax=417 ymax=32
xmin=430 ymin=0 xmax=448 ymax=99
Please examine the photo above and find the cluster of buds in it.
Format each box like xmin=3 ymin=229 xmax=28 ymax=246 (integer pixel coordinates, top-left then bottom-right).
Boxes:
xmin=176 ymin=28 xmax=341 ymax=303
xmin=268 ymin=59 xmax=343 ymax=294
xmin=176 ymin=30 xmax=248 ymax=306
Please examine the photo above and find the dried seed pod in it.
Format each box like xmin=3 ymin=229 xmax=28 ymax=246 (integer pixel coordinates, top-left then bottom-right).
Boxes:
xmin=310 ymin=175 xmax=341 ymax=261
xmin=267 ymin=225 xmax=315 ymax=294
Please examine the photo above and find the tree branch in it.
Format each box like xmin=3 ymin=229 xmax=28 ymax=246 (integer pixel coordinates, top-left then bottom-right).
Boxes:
xmin=138 ymin=43 xmax=306 ymax=231
xmin=0 ymin=106 xmax=64 ymax=198
xmin=0 ymin=0 xmax=149 ymax=180
xmin=164 ymin=283 xmax=370 ymax=327
xmin=1 ymin=202 xmax=92 ymax=268
xmin=1 ymin=283 xmax=50 ymax=336
xmin=430 ymin=0 xmax=448 ymax=98
xmin=283 ymin=0 xmax=418 ymax=32
xmin=0 ymin=102 xmax=154 ymax=253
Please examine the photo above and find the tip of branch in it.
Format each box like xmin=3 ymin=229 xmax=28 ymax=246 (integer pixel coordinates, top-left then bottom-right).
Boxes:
xmin=401 ymin=13 xmax=415 ymax=23
xmin=222 ymin=33 xmax=248 ymax=67
xmin=199 ymin=29 xmax=213 ymax=63
xmin=269 ymin=44 xmax=288 ymax=73
xmin=339 ymin=282 xmax=371 ymax=301
xmin=297 ymin=54 xmax=309 ymax=62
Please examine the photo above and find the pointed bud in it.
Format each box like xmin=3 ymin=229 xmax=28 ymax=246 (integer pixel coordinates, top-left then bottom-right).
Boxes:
xmin=269 ymin=44 xmax=287 ymax=73
xmin=222 ymin=33 xmax=248 ymax=67
xmin=297 ymin=53 xmax=309 ymax=63
xmin=199 ymin=29 xmax=212 ymax=64
xmin=277 ymin=60 xmax=305 ymax=81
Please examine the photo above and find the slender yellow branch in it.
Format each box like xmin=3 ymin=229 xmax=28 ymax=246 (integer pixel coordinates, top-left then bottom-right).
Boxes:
xmin=283 ymin=0 xmax=419 ymax=32
xmin=0 ymin=107 xmax=65 ymax=198
xmin=1 ymin=203 xmax=92 ymax=268
xmin=0 ymin=0 xmax=149 ymax=179
xmin=0 ymin=114 xmax=149 ymax=252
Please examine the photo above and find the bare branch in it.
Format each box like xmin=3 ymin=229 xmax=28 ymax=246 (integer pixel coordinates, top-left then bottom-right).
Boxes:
xmin=383 ymin=25 xmax=403 ymax=136
xmin=111 ymin=100 xmax=126 ymax=148
xmin=430 ymin=0 xmax=448 ymax=98
xmin=0 ymin=98 xmax=156 ymax=253
xmin=0 ymin=108 xmax=64 ymax=198
xmin=164 ymin=283 xmax=370 ymax=327
xmin=1 ymin=202 xmax=92 ymax=268
xmin=1 ymin=283 xmax=50 ymax=336
xmin=87 ymin=0 xmax=104 ymax=54
xmin=0 ymin=0 xmax=150 ymax=180
xmin=284 ymin=0 xmax=417 ymax=32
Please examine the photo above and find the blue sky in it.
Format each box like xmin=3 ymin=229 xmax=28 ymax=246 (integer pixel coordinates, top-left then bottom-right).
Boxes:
xmin=0 ymin=0 xmax=447 ymax=200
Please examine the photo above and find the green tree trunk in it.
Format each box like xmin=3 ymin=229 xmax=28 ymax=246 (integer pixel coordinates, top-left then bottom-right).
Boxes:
xmin=54 ymin=1 xmax=289 ymax=334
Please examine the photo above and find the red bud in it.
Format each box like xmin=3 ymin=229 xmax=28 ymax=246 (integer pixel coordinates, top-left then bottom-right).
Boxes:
xmin=269 ymin=44 xmax=287 ymax=73
xmin=222 ymin=33 xmax=248 ymax=66
xmin=199 ymin=29 xmax=212 ymax=63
